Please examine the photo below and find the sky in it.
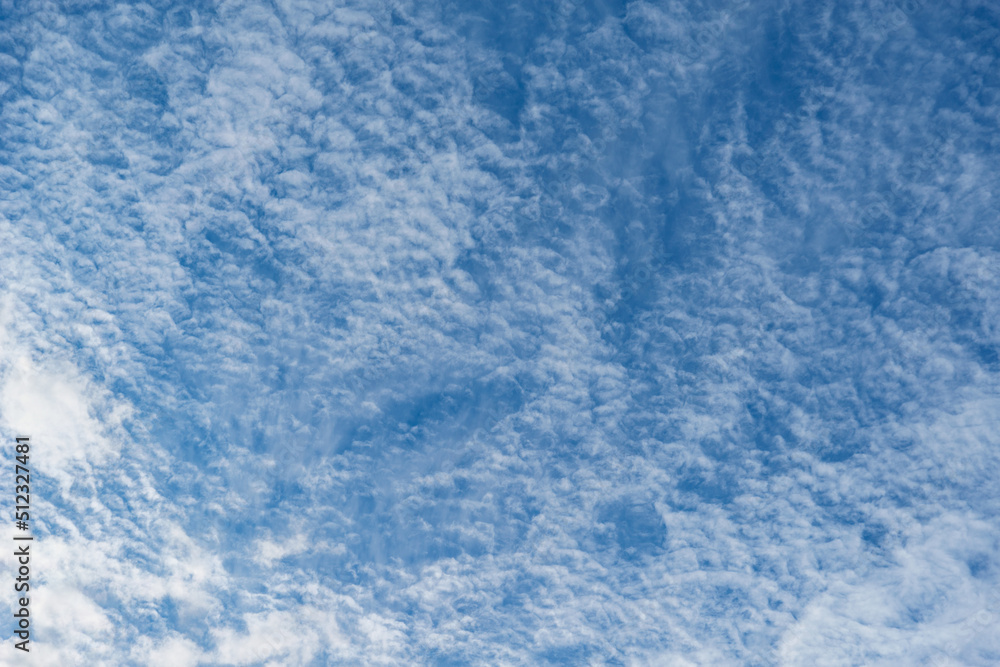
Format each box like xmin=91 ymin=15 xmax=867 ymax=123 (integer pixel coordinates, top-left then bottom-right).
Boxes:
xmin=0 ymin=0 xmax=999 ymax=665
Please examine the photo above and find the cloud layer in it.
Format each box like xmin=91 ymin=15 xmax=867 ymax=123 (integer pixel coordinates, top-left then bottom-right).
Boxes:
xmin=1 ymin=0 xmax=999 ymax=664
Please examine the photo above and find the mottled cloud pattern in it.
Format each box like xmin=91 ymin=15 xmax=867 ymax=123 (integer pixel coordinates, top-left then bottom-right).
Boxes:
xmin=0 ymin=0 xmax=998 ymax=664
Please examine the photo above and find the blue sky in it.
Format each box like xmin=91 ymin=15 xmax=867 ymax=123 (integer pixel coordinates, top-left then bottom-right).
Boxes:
xmin=1 ymin=0 xmax=999 ymax=665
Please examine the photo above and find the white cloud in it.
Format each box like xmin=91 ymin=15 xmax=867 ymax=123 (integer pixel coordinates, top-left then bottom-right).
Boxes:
xmin=0 ymin=0 xmax=997 ymax=663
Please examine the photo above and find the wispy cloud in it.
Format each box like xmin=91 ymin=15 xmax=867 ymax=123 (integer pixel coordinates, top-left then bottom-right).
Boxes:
xmin=0 ymin=0 xmax=998 ymax=664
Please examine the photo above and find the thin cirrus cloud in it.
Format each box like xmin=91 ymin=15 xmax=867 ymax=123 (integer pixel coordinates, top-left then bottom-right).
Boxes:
xmin=0 ymin=0 xmax=998 ymax=664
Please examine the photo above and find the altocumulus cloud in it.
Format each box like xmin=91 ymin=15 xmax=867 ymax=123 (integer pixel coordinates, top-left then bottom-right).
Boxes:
xmin=0 ymin=0 xmax=999 ymax=665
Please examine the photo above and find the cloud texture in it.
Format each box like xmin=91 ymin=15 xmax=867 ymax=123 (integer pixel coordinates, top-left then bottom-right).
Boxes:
xmin=1 ymin=0 xmax=999 ymax=664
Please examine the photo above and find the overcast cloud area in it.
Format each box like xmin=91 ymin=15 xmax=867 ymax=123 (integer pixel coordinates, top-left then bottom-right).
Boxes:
xmin=0 ymin=0 xmax=998 ymax=664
